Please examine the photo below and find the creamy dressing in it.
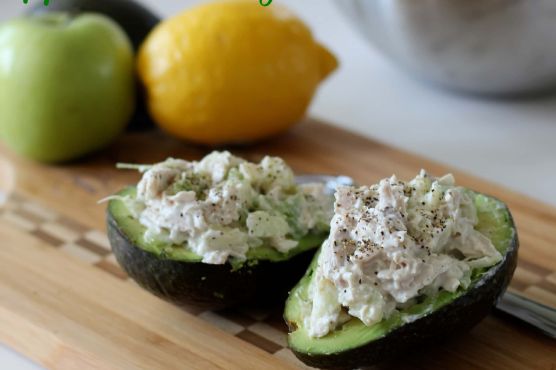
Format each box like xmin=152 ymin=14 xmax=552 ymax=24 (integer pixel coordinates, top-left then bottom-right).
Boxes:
xmin=304 ymin=171 xmax=502 ymax=338
xmin=122 ymin=152 xmax=333 ymax=264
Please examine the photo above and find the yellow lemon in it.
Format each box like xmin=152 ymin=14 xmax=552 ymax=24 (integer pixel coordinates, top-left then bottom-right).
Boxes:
xmin=137 ymin=0 xmax=337 ymax=145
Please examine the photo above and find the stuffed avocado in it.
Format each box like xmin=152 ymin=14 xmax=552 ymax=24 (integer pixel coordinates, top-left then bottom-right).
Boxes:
xmin=106 ymin=152 xmax=333 ymax=308
xmin=284 ymin=171 xmax=518 ymax=369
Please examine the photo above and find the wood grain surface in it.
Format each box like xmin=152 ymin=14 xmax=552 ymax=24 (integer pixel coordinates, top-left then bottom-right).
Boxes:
xmin=0 ymin=119 xmax=554 ymax=369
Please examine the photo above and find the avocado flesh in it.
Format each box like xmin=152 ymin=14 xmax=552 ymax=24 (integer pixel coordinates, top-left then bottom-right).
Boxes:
xmin=285 ymin=192 xmax=518 ymax=367
xmin=107 ymin=187 xmax=327 ymax=308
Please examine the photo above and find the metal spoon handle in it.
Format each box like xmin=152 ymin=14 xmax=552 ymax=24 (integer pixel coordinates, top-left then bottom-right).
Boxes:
xmin=295 ymin=174 xmax=354 ymax=194
xmin=496 ymin=291 xmax=556 ymax=338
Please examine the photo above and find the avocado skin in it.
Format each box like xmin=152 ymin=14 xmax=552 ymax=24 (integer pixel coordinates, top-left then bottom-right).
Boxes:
xmin=27 ymin=0 xmax=160 ymax=131
xmin=107 ymin=210 xmax=317 ymax=309
xmin=290 ymin=208 xmax=518 ymax=370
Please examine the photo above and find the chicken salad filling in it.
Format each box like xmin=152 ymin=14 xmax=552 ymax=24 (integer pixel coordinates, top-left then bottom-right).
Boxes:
xmin=304 ymin=170 xmax=502 ymax=338
xmin=115 ymin=151 xmax=333 ymax=265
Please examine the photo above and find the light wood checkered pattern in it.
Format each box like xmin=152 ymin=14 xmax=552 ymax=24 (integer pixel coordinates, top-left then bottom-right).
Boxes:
xmin=1 ymin=192 xmax=554 ymax=369
xmin=0 ymin=192 xmax=314 ymax=368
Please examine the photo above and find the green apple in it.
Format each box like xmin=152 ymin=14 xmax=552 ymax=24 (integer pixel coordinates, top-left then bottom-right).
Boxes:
xmin=0 ymin=13 xmax=135 ymax=162
xmin=27 ymin=0 xmax=161 ymax=130
xmin=27 ymin=0 xmax=160 ymax=52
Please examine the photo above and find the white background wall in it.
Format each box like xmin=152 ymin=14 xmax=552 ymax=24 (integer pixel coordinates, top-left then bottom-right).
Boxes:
xmin=0 ymin=2 xmax=555 ymax=368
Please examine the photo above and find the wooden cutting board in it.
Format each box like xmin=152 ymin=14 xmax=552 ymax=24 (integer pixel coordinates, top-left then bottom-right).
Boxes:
xmin=0 ymin=119 xmax=554 ymax=370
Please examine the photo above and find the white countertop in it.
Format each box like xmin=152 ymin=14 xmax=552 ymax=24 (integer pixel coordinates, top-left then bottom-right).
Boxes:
xmin=1 ymin=0 xmax=555 ymax=368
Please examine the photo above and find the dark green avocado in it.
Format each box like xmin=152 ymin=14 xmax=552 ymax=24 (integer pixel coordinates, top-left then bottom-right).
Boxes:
xmin=284 ymin=192 xmax=518 ymax=369
xmin=27 ymin=0 xmax=160 ymax=130
xmin=107 ymin=188 xmax=327 ymax=309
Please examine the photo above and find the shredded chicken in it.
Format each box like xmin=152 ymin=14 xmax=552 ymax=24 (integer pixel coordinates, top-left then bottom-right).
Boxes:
xmin=304 ymin=170 xmax=501 ymax=338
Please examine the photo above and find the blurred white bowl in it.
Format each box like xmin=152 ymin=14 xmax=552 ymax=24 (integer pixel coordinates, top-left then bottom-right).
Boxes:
xmin=335 ymin=0 xmax=556 ymax=96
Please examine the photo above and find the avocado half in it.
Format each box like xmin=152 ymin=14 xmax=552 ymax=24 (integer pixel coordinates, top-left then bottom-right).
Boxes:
xmin=107 ymin=188 xmax=327 ymax=309
xmin=284 ymin=192 xmax=519 ymax=369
